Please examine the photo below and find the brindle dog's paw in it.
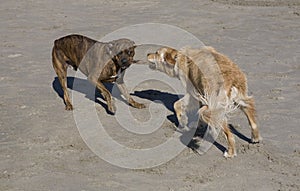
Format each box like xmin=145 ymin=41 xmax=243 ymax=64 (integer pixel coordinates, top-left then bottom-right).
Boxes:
xmin=134 ymin=102 xmax=146 ymax=109
xmin=107 ymin=103 xmax=116 ymax=115
xmin=129 ymin=99 xmax=146 ymax=109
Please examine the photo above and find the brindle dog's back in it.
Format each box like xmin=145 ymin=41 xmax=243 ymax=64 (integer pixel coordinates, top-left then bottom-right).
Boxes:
xmin=53 ymin=34 xmax=97 ymax=70
xmin=52 ymin=34 xmax=145 ymax=112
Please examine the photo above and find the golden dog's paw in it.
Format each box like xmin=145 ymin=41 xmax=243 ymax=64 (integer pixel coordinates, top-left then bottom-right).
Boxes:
xmin=223 ymin=151 xmax=237 ymax=158
xmin=65 ymin=104 xmax=74 ymax=110
xmin=178 ymin=114 xmax=188 ymax=128
xmin=251 ymin=135 xmax=263 ymax=144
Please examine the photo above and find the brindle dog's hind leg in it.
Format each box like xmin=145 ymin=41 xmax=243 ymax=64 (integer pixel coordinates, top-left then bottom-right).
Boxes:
xmin=52 ymin=48 xmax=73 ymax=110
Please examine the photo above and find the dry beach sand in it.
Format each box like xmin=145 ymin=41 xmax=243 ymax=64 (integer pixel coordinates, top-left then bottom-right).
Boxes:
xmin=1 ymin=0 xmax=300 ymax=190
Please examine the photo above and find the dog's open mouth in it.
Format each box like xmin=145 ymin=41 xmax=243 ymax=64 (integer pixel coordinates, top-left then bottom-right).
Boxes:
xmin=121 ymin=66 xmax=128 ymax=70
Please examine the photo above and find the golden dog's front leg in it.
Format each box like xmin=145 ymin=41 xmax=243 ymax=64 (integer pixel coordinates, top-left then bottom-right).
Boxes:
xmin=174 ymin=94 xmax=200 ymax=128
xmin=174 ymin=99 xmax=186 ymax=127
xmin=174 ymin=96 xmax=191 ymax=128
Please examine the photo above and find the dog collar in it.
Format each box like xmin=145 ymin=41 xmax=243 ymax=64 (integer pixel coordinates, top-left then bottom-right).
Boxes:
xmin=110 ymin=69 xmax=123 ymax=79
xmin=110 ymin=74 xmax=118 ymax=79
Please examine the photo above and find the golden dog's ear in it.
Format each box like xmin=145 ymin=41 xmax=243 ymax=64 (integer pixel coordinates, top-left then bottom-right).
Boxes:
xmin=165 ymin=51 xmax=177 ymax=65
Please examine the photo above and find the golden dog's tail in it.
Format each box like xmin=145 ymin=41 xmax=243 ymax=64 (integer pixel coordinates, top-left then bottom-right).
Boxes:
xmin=180 ymin=46 xmax=239 ymax=130
xmin=197 ymin=88 xmax=239 ymax=130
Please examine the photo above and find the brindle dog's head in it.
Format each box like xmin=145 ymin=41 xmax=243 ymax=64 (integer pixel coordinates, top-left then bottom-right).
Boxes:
xmin=106 ymin=39 xmax=136 ymax=71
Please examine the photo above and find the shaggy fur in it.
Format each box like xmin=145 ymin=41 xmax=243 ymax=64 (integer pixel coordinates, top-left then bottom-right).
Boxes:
xmin=147 ymin=46 xmax=262 ymax=158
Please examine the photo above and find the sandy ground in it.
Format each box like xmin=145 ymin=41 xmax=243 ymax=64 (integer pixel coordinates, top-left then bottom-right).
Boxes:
xmin=1 ymin=0 xmax=300 ymax=190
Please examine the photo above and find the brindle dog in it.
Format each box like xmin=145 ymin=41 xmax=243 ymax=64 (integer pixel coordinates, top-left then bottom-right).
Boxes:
xmin=52 ymin=34 xmax=145 ymax=113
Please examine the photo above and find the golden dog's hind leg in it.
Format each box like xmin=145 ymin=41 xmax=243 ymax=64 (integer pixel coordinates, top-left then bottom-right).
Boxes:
xmin=52 ymin=48 xmax=73 ymax=110
xmin=223 ymin=120 xmax=237 ymax=158
xmin=240 ymin=96 xmax=262 ymax=143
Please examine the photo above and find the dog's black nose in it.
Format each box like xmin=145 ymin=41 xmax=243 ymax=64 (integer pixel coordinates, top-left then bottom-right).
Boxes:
xmin=121 ymin=58 xmax=128 ymax=64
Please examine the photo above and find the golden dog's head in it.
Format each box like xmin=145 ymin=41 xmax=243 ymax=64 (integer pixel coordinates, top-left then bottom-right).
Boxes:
xmin=147 ymin=47 xmax=178 ymax=77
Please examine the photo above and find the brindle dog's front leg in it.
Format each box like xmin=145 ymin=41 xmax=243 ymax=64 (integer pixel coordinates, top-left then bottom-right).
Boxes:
xmin=88 ymin=75 xmax=116 ymax=114
xmin=116 ymin=71 xmax=145 ymax=109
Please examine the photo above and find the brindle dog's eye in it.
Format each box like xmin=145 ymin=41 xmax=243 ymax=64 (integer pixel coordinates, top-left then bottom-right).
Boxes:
xmin=128 ymin=49 xmax=134 ymax=55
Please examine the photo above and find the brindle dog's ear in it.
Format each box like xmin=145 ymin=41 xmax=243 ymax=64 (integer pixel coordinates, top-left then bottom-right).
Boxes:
xmin=165 ymin=52 xmax=177 ymax=65
xmin=106 ymin=43 xmax=114 ymax=57
xmin=131 ymin=45 xmax=137 ymax=54
xmin=132 ymin=43 xmax=141 ymax=48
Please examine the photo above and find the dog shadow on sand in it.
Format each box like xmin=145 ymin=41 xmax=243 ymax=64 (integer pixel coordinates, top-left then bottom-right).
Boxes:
xmin=132 ymin=89 xmax=181 ymax=125
xmin=133 ymin=89 xmax=253 ymax=154
xmin=52 ymin=76 xmax=124 ymax=114
xmin=53 ymin=78 xmax=252 ymax=154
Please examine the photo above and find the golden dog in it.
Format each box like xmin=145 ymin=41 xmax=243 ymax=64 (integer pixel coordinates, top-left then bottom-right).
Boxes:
xmin=147 ymin=46 xmax=262 ymax=158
